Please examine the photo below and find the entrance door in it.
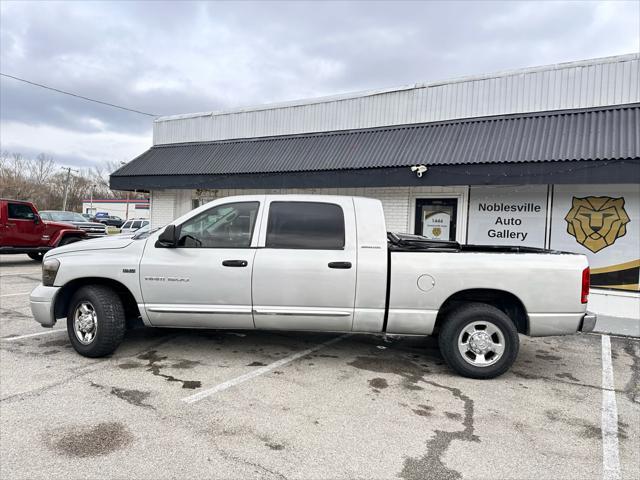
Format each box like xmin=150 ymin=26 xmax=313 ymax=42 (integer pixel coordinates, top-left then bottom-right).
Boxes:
xmin=415 ymin=198 xmax=458 ymax=241
xmin=140 ymin=200 xmax=262 ymax=329
xmin=252 ymin=198 xmax=357 ymax=331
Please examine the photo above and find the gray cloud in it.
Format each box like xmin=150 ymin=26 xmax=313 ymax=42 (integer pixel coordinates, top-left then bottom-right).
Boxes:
xmin=1 ymin=0 xmax=638 ymax=169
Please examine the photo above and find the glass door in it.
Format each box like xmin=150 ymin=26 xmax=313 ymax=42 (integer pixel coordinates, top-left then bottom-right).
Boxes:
xmin=415 ymin=198 xmax=458 ymax=241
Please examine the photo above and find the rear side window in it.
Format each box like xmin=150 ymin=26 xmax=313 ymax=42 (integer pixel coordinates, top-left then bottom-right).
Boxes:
xmin=8 ymin=203 xmax=35 ymax=220
xmin=122 ymin=221 xmax=132 ymax=229
xmin=266 ymin=202 xmax=345 ymax=250
xmin=132 ymin=221 xmax=142 ymax=229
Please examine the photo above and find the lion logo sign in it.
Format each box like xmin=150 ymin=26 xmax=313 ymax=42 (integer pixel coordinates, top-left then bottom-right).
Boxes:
xmin=565 ymin=196 xmax=630 ymax=253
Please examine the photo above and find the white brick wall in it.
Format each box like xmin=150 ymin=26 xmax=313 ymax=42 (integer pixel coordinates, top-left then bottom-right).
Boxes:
xmin=152 ymin=186 xmax=469 ymax=239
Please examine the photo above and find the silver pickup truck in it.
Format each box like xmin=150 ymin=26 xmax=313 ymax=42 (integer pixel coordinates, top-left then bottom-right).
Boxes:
xmin=30 ymin=195 xmax=596 ymax=378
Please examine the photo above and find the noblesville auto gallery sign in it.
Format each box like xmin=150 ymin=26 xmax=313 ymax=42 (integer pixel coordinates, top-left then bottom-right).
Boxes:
xmin=467 ymin=185 xmax=548 ymax=247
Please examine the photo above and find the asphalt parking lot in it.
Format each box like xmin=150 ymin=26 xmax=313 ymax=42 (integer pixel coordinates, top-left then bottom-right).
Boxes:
xmin=1 ymin=254 xmax=638 ymax=480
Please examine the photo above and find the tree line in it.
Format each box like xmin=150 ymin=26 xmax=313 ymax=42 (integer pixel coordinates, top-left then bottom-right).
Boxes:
xmin=0 ymin=151 xmax=145 ymax=212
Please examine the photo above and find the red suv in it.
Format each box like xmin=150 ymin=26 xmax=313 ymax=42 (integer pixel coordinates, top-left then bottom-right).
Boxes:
xmin=0 ymin=199 xmax=87 ymax=261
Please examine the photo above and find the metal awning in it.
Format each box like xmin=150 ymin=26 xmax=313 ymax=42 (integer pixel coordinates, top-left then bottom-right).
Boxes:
xmin=111 ymin=104 xmax=640 ymax=190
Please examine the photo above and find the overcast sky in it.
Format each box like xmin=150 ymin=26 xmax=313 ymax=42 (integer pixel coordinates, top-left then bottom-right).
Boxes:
xmin=1 ymin=0 xmax=638 ymax=169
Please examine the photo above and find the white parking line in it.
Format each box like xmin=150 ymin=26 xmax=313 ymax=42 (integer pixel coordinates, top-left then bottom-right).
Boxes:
xmin=182 ymin=334 xmax=349 ymax=404
xmin=2 ymin=329 xmax=66 ymax=341
xmin=0 ymin=291 xmax=31 ymax=298
xmin=601 ymin=335 xmax=621 ymax=480
xmin=0 ymin=271 xmax=40 ymax=277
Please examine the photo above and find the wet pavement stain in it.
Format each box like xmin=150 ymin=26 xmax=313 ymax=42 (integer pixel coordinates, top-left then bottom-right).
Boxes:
xmin=47 ymin=422 xmax=133 ymax=458
xmin=556 ymin=372 xmax=580 ymax=382
xmin=265 ymin=442 xmax=285 ymax=451
xmin=545 ymin=409 xmax=628 ymax=440
xmin=171 ymin=359 xmax=201 ymax=369
xmin=412 ymin=404 xmax=435 ymax=417
xmin=536 ymin=354 xmax=563 ymax=361
xmin=137 ymin=350 xmax=202 ymax=389
xmin=117 ymin=361 xmax=143 ymax=369
xmin=247 ymin=361 xmax=267 ymax=367
xmin=399 ymin=381 xmax=479 ymax=480
xmin=348 ymin=356 xmax=427 ymax=390
xmin=444 ymin=412 xmax=462 ymax=421
xmin=111 ymin=387 xmax=154 ymax=409
xmin=369 ymin=377 xmax=389 ymax=390
xmin=42 ymin=349 xmax=59 ymax=355
xmin=40 ymin=339 xmax=68 ymax=348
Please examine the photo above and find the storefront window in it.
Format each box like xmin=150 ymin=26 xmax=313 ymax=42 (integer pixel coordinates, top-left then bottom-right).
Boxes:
xmin=415 ymin=198 xmax=457 ymax=241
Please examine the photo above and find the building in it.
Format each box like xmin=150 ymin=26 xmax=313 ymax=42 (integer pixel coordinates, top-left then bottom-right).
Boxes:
xmin=111 ymin=54 xmax=640 ymax=326
xmin=82 ymin=198 xmax=150 ymax=220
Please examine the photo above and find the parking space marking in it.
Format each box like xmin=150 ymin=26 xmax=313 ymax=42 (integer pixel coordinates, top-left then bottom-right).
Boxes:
xmin=2 ymin=329 xmax=66 ymax=341
xmin=0 ymin=291 xmax=31 ymax=298
xmin=0 ymin=271 xmax=41 ymax=277
xmin=601 ymin=335 xmax=621 ymax=480
xmin=182 ymin=334 xmax=349 ymax=404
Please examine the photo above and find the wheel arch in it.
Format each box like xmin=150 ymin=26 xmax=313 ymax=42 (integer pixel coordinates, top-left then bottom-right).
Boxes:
xmin=54 ymin=277 xmax=141 ymax=324
xmin=434 ymin=288 xmax=529 ymax=335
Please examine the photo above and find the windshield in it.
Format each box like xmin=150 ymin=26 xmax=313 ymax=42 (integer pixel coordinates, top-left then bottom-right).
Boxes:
xmin=42 ymin=211 xmax=87 ymax=222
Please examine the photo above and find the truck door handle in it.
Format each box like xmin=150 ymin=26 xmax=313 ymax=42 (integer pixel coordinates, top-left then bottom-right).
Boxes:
xmin=222 ymin=260 xmax=248 ymax=267
xmin=328 ymin=261 xmax=352 ymax=269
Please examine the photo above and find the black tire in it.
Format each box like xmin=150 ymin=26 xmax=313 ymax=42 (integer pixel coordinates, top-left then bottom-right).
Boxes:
xmin=28 ymin=252 xmax=44 ymax=262
xmin=58 ymin=236 xmax=82 ymax=246
xmin=438 ymin=302 xmax=519 ymax=379
xmin=67 ymin=285 xmax=126 ymax=357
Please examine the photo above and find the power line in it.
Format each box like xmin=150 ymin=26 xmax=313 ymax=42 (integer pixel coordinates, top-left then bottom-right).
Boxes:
xmin=0 ymin=72 xmax=159 ymax=117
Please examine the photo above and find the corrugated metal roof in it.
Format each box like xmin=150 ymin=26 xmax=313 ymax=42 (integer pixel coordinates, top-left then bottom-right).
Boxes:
xmin=153 ymin=54 xmax=640 ymax=145
xmin=114 ymin=104 xmax=640 ymax=178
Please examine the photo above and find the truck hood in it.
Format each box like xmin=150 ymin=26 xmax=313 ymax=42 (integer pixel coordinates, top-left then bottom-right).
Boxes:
xmin=44 ymin=220 xmax=82 ymax=230
xmin=46 ymin=235 xmax=135 ymax=256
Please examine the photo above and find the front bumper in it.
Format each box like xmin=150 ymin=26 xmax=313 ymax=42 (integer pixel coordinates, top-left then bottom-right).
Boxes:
xmin=580 ymin=312 xmax=597 ymax=333
xmin=30 ymin=284 xmax=61 ymax=328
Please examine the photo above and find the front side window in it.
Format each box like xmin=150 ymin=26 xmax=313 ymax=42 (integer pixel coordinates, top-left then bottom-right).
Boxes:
xmin=8 ymin=203 xmax=36 ymax=220
xmin=266 ymin=202 xmax=345 ymax=249
xmin=122 ymin=221 xmax=132 ymax=229
xmin=177 ymin=202 xmax=259 ymax=248
xmin=132 ymin=221 xmax=142 ymax=229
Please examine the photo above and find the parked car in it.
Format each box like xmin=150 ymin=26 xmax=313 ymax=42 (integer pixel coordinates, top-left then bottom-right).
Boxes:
xmin=39 ymin=211 xmax=107 ymax=238
xmin=0 ymin=199 xmax=87 ymax=261
xmin=81 ymin=213 xmax=93 ymax=220
xmin=120 ymin=218 xmax=150 ymax=235
xmin=94 ymin=213 xmax=124 ymax=228
xmin=30 ymin=195 xmax=595 ymax=378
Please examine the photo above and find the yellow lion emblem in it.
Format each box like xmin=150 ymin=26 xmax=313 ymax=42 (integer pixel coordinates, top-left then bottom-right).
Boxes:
xmin=565 ymin=196 xmax=630 ymax=253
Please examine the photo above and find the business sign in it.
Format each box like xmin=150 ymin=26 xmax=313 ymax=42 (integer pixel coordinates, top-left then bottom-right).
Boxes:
xmin=551 ymin=185 xmax=639 ymax=291
xmin=467 ymin=185 xmax=548 ymax=247
xmin=422 ymin=211 xmax=451 ymax=240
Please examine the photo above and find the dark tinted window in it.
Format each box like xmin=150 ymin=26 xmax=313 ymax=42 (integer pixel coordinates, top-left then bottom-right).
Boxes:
xmin=178 ymin=202 xmax=259 ymax=248
xmin=8 ymin=203 xmax=36 ymax=220
xmin=266 ymin=202 xmax=345 ymax=249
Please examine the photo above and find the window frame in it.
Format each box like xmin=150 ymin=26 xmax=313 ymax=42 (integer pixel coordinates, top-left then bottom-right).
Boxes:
xmin=8 ymin=203 xmax=37 ymax=221
xmin=264 ymin=201 xmax=346 ymax=251
xmin=175 ymin=201 xmax=261 ymax=249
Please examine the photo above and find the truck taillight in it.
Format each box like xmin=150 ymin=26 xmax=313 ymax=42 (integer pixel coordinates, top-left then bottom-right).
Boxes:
xmin=581 ymin=267 xmax=590 ymax=304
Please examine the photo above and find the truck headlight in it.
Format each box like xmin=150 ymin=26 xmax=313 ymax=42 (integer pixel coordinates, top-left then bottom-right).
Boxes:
xmin=42 ymin=258 xmax=60 ymax=286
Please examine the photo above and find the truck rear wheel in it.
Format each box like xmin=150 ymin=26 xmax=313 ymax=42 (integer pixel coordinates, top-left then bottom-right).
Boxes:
xmin=438 ymin=302 xmax=519 ymax=379
xmin=67 ymin=285 xmax=126 ymax=357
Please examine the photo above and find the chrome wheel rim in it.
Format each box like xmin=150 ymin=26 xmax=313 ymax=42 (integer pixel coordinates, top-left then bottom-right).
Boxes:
xmin=458 ymin=321 xmax=505 ymax=367
xmin=73 ymin=301 xmax=98 ymax=345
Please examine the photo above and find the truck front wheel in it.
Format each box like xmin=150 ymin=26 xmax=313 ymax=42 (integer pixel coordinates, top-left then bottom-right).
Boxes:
xmin=438 ymin=302 xmax=519 ymax=379
xmin=67 ymin=285 xmax=126 ymax=357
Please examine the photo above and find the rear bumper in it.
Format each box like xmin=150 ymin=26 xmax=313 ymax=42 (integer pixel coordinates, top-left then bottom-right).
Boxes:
xmin=30 ymin=284 xmax=60 ymax=328
xmin=579 ymin=312 xmax=597 ymax=333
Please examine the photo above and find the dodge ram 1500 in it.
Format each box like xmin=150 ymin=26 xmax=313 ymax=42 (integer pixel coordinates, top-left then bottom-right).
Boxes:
xmin=30 ymin=195 xmax=596 ymax=378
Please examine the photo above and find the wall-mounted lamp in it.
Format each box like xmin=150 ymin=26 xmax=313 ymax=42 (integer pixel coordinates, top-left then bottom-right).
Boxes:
xmin=411 ymin=164 xmax=428 ymax=178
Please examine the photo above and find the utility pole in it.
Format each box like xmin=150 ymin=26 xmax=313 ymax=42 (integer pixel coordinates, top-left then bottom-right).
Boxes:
xmin=61 ymin=167 xmax=79 ymax=211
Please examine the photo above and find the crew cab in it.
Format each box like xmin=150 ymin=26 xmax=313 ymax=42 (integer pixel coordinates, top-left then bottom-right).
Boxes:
xmin=0 ymin=199 xmax=87 ymax=261
xmin=29 ymin=195 xmax=596 ymax=378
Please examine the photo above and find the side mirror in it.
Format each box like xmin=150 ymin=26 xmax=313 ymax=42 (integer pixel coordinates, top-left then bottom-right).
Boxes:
xmin=155 ymin=225 xmax=177 ymax=248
